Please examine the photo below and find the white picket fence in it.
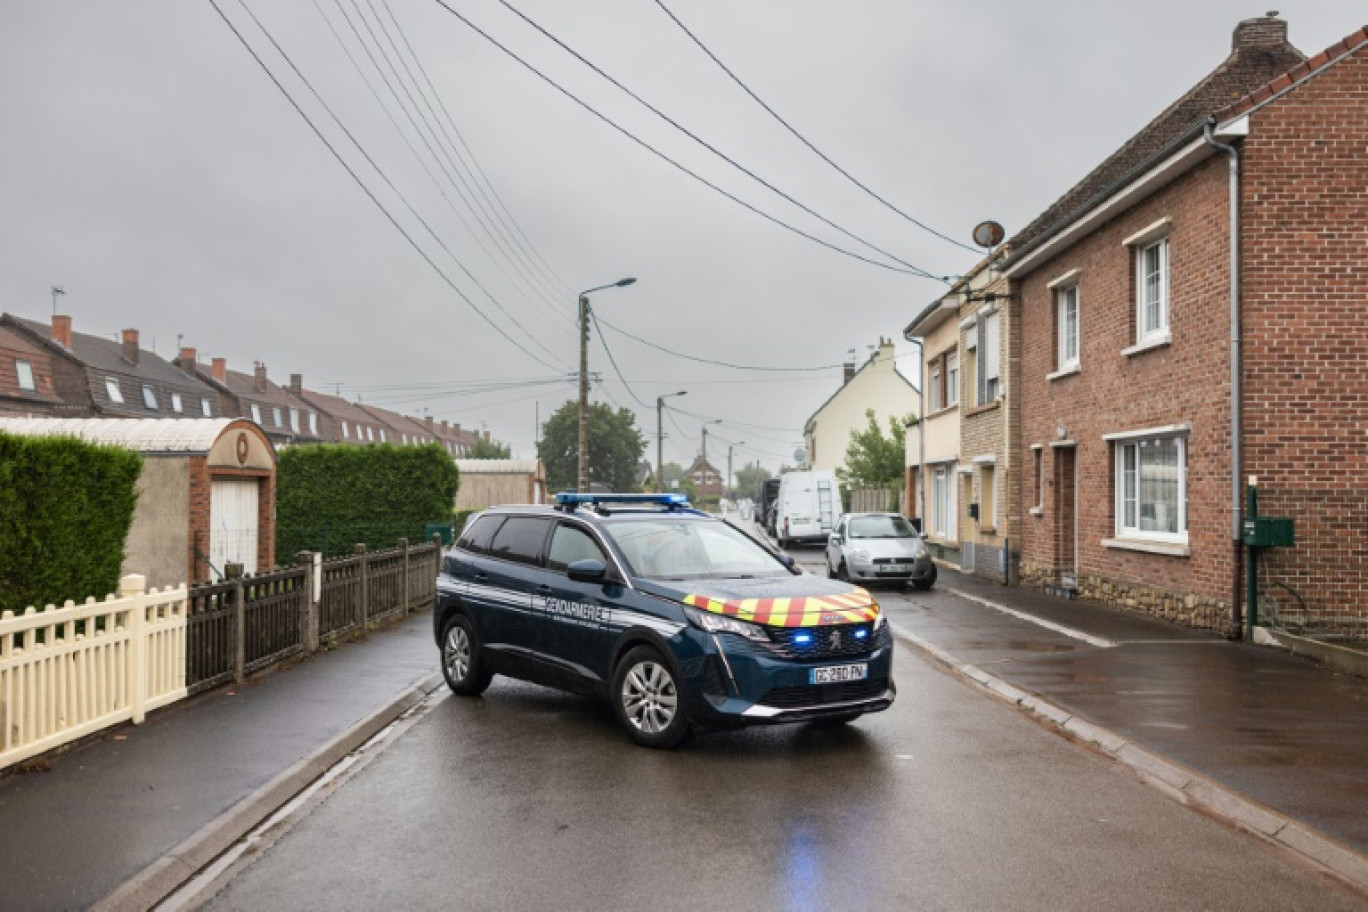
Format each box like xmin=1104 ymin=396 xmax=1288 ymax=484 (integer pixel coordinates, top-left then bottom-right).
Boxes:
xmin=0 ymin=574 xmax=188 ymax=771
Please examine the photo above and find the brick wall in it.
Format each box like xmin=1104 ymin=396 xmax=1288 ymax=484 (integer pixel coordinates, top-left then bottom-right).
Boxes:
xmin=1239 ymin=48 xmax=1368 ymax=624
xmin=1017 ymin=155 xmax=1236 ymax=628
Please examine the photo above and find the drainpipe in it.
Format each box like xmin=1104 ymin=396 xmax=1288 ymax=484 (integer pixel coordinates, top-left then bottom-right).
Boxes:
xmin=1204 ymin=119 xmax=1243 ymax=639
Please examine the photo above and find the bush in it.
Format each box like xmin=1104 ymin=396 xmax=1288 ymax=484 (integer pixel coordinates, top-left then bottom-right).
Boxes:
xmin=0 ymin=433 xmax=142 ymax=612
xmin=276 ymin=443 xmax=460 ymax=559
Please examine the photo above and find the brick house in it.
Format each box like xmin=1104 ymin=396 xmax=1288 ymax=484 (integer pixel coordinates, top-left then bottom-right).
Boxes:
xmin=685 ymin=456 xmax=723 ymax=501
xmin=6 ymin=314 xmax=223 ymax=421
xmin=0 ymin=322 xmax=70 ymax=417
xmin=177 ymin=355 xmax=330 ymax=448
xmin=1002 ymin=16 xmax=1366 ymax=632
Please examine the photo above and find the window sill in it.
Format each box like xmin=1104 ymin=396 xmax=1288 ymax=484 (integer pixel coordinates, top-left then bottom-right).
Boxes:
xmin=926 ymin=404 xmax=959 ymax=420
xmin=1121 ymin=333 xmax=1171 ymax=358
xmin=1029 ymin=506 xmax=1044 ymax=517
xmin=964 ymin=400 xmax=1001 ymax=418
xmin=978 ymin=525 xmax=998 ymax=535
xmin=1101 ymin=537 xmax=1190 ymax=557
xmin=1047 ymin=364 xmax=1080 ymax=381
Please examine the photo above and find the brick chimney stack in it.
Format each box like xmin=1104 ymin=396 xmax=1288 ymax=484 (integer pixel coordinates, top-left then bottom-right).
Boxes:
xmin=289 ymin=373 xmax=302 ymax=396
xmin=1232 ymin=15 xmax=1288 ymax=50
xmin=253 ymin=362 xmax=268 ymax=393
xmin=425 ymin=415 xmax=435 ymax=429
xmin=843 ymin=361 xmax=856 ymax=385
xmin=121 ymin=329 xmax=140 ymax=365
xmin=51 ymin=315 xmax=72 ymax=349
xmin=179 ymin=347 xmax=198 ymax=376
xmin=212 ymin=357 xmax=227 ymax=383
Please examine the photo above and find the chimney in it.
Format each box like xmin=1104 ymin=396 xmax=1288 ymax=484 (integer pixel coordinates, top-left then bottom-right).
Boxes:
xmin=179 ymin=347 xmax=198 ymax=376
xmin=254 ymin=362 xmax=268 ymax=393
xmin=1232 ymin=15 xmax=1288 ymax=50
xmin=289 ymin=373 xmax=302 ymax=396
xmin=212 ymin=357 xmax=227 ymax=383
xmin=51 ymin=315 xmax=72 ymax=349
xmin=454 ymin=423 xmax=461 ymax=434
xmin=483 ymin=430 xmax=491 ymax=442
xmin=843 ymin=361 xmax=856 ymax=385
xmin=121 ymin=329 xmax=140 ymax=365
xmin=425 ymin=415 xmax=435 ymax=429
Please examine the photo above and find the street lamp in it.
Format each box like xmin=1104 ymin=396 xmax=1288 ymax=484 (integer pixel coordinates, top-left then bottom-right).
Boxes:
xmin=577 ymin=277 xmax=636 ymax=492
xmin=700 ymin=419 xmax=722 ymax=503
xmin=656 ymin=390 xmax=687 ymax=493
xmin=726 ymin=441 xmax=746 ymax=504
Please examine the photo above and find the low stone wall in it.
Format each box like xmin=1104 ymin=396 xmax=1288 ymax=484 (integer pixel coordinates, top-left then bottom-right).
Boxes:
xmin=1020 ymin=560 xmax=1229 ymax=631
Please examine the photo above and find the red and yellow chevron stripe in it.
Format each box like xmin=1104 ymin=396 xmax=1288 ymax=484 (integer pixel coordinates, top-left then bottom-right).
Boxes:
xmin=683 ymin=588 xmax=879 ymax=627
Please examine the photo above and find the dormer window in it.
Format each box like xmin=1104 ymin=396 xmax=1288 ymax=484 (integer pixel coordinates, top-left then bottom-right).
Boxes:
xmin=171 ymin=393 xmax=184 ymax=413
xmin=142 ymin=385 xmax=158 ymax=409
xmin=105 ymin=377 xmax=124 ymax=404
xmin=250 ymin=403 xmax=262 ymax=424
xmin=15 ymin=360 xmax=35 ymax=391
xmin=201 ymin=398 xmax=213 ymax=417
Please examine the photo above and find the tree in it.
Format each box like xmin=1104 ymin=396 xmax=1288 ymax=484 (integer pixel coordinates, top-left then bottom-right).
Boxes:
xmin=839 ymin=409 xmax=911 ymax=494
xmin=732 ymin=463 xmax=772 ymax=500
xmin=467 ymin=436 xmax=511 ymax=459
xmin=537 ymin=399 xmax=646 ymax=493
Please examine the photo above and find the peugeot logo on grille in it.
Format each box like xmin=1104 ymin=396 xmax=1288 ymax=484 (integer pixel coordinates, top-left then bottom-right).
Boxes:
xmin=830 ymin=629 xmax=842 ymax=649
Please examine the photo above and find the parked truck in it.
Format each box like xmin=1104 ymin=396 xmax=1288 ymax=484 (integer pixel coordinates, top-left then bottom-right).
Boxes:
xmin=773 ymin=469 xmax=842 ymax=547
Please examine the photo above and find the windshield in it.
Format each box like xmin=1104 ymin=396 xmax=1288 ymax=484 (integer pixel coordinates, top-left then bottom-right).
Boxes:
xmin=848 ymin=514 xmax=918 ymax=539
xmin=602 ymin=518 xmax=789 ymax=580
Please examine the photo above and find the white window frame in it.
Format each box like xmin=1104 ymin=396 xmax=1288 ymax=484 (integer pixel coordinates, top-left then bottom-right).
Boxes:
xmin=250 ymin=403 xmax=262 ymax=424
xmin=105 ymin=377 xmax=124 ymax=404
xmin=932 ymin=465 xmax=956 ymax=540
xmin=171 ymin=393 xmax=183 ymax=413
xmin=1056 ymin=284 xmax=1079 ymax=371
xmin=946 ymin=352 xmax=958 ymax=406
xmin=15 ymin=360 xmax=36 ymax=391
xmin=342 ymin=420 xmax=350 ymax=439
xmin=201 ymin=397 xmax=213 ymax=417
xmin=928 ymin=361 xmax=942 ymax=412
xmin=289 ymin=408 xmax=300 ymax=433
xmin=1110 ymin=430 xmax=1187 ymax=544
xmin=308 ymin=412 xmax=318 ymax=435
xmin=1135 ymin=236 xmax=1169 ymax=343
xmin=142 ymin=385 xmax=158 ymax=409
xmin=272 ymin=407 xmax=283 ymax=428
xmin=977 ymin=309 xmax=1001 ymax=405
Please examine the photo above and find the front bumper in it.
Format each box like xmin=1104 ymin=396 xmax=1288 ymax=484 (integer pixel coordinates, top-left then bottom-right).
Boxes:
xmin=676 ymin=624 xmax=896 ymax=729
xmin=845 ymin=555 xmax=935 ymax=583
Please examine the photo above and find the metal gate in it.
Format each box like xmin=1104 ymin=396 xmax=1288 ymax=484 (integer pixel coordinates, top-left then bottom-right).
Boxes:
xmin=210 ymin=478 xmax=259 ymax=580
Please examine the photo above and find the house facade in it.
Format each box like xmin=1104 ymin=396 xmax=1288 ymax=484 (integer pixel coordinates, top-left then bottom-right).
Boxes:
xmin=803 ymin=338 xmax=919 ymax=475
xmin=903 ymin=292 xmax=960 ymax=562
xmin=0 ymin=322 xmax=70 ymax=417
xmin=1003 ymin=16 xmax=1365 ymax=632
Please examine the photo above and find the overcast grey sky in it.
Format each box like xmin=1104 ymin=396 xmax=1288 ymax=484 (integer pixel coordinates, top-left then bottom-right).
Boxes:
xmin=0 ymin=2 xmax=1357 ymax=470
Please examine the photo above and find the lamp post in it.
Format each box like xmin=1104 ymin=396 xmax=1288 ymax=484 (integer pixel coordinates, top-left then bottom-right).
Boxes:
xmin=656 ymin=390 xmax=687 ymax=493
xmin=726 ymin=441 xmax=746 ymax=504
xmin=700 ymin=419 xmax=722 ymax=504
xmin=577 ymin=277 xmax=636 ymax=492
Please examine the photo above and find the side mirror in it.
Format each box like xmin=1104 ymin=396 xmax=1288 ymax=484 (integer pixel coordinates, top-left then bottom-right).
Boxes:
xmin=566 ymin=558 xmax=608 ymax=583
xmin=777 ymin=553 xmax=796 ymax=570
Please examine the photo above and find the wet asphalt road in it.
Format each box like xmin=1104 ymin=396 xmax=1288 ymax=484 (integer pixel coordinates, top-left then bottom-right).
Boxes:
xmin=199 ymin=560 xmax=1366 ymax=911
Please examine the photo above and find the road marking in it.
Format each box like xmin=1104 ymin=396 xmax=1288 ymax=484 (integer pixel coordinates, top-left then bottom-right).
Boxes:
xmin=940 ymin=586 xmax=1118 ymax=649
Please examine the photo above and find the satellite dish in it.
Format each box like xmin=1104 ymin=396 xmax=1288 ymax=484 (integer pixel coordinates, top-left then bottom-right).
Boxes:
xmin=793 ymin=447 xmax=807 ymax=464
xmin=972 ymin=220 xmax=1005 ymax=249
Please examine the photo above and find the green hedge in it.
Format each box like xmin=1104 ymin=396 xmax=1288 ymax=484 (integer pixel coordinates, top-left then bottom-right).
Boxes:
xmin=276 ymin=443 xmax=460 ymax=559
xmin=0 ymin=432 xmax=142 ymax=613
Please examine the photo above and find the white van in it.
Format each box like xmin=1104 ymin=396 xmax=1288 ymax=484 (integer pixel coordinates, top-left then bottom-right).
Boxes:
xmin=773 ymin=470 xmax=842 ymax=547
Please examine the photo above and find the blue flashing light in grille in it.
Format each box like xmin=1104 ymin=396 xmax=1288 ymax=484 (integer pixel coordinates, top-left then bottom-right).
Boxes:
xmin=854 ymin=628 xmax=869 ymax=640
xmin=793 ymin=632 xmax=814 ymax=646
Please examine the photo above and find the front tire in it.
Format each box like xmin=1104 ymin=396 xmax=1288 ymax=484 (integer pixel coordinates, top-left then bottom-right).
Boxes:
xmin=836 ymin=561 xmax=850 ymax=582
xmin=441 ymin=615 xmax=492 ymax=696
xmin=611 ymin=646 xmax=690 ymax=749
xmin=911 ymin=564 xmax=938 ymax=591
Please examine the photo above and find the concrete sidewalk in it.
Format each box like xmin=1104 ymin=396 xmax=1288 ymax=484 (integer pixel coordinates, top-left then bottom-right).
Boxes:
xmin=0 ymin=611 xmax=442 ymax=912
xmin=895 ymin=565 xmax=1368 ymax=893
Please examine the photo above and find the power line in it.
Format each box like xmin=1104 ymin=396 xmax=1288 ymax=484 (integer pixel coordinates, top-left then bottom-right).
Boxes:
xmin=652 ymin=0 xmax=980 ymax=256
xmin=595 ymin=316 xmax=844 ymax=372
xmin=214 ymin=0 xmax=567 ymax=372
xmin=431 ymin=0 xmax=943 ymax=281
xmin=495 ymin=0 xmax=946 ymax=278
xmin=589 ymin=309 xmax=651 ymax=409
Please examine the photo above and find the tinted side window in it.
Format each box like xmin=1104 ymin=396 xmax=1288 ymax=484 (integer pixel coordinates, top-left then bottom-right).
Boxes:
xmin=489 ymin=517 xmax=552 ymax=566
xmin=457 ymin=514 xmax=504 ymax=555
xmin=547 ymin=524 xmax=607 ymax=574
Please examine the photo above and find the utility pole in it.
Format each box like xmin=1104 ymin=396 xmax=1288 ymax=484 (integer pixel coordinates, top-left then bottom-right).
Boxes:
xmin=656 ymin=391 xmax=686 ymax=493
xmin=576 ymin=278 xmax=636 ymax=492
xmin=727 ymin=442 xmax=746 ymax=503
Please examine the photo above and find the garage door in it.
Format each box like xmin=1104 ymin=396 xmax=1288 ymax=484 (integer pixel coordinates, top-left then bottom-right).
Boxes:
xmin=210 ymin=478 xmax=259 ymax=579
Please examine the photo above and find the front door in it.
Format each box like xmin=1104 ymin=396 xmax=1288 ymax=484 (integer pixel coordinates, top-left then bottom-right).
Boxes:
xmin=960 ymin=473 xmax=974 ymax=572
xmin=209 ymin=477 xmax=259 ymax=579
xmin=1054 ymin=447 xmax=1077 ymax=588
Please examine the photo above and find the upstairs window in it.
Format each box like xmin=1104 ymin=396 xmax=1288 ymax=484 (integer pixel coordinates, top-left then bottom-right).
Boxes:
xmin=946 ymin=352 xmax=958 ymax=406
xmin=975 ymin=310 xmax=1001 ymax=405
xmin=272 ymin=407 xmax=283 ymax=428
xmin=250 ymin=403 xmax=262 ymax=424
xmin=171 ymin=393 xmax=184 ymax=413
xmin=1138 ymin=238 xmax=1169 ymax=341
xmin=142 ymin=385 xmax=158 ymax=409
xmin=308 ymin=411 xmax=318 ymax=435
xmin=928 ymin=360 xmax=942 ymax=412
xmin=105 ymin=377 xmax=124 ymax=404
xmin=15 ymin=360 xmax=36 ymax=391
xmin=341 ymin=420 xmax=350 ymax=439
xmin=201 ymin=398 xmax=213 ymax=417
xmin=289 ymin=408 xmax=300 ymax=433
xmin=1056 ymin=284 xmax=1079 ymax=371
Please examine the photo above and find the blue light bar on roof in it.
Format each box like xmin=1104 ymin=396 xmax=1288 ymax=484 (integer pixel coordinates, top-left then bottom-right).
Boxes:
xmin=554 ymin=492 xmax=691 ymax=507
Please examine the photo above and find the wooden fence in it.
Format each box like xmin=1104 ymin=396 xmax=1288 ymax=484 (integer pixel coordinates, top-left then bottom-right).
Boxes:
xmin=2 ymin=538 xmax=441 ymax=768
xmin=0 ymin=575 xmax=187 ymax=771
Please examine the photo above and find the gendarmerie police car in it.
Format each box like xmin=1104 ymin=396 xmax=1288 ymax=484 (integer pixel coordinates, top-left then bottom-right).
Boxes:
xmin=434 ymin=493 xmax=895 ymax=748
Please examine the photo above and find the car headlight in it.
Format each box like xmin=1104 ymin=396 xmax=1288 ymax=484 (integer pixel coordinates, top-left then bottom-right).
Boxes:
xmin=873 ymin=607 xmax=887 ymax=630
xmin=684 ymin=606 xmax=769 ymax=641
xmin=848 ymin=548 xmax=871 ymax=562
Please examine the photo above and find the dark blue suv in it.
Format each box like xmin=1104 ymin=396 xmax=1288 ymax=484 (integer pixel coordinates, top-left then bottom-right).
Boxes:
xmin=434 ymin=493 xmax=895 ymax=748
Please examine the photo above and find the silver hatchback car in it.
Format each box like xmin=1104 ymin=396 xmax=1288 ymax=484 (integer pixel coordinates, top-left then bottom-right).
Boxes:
xmin=825 ymin=513 xmax=937 ymax=590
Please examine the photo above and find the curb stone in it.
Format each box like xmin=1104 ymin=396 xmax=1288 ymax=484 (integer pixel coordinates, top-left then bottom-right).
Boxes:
xmin=890 ymin=618 xmax=1368 ymax=896
xmin=92 ymin=671 xmax=443 ymax=912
